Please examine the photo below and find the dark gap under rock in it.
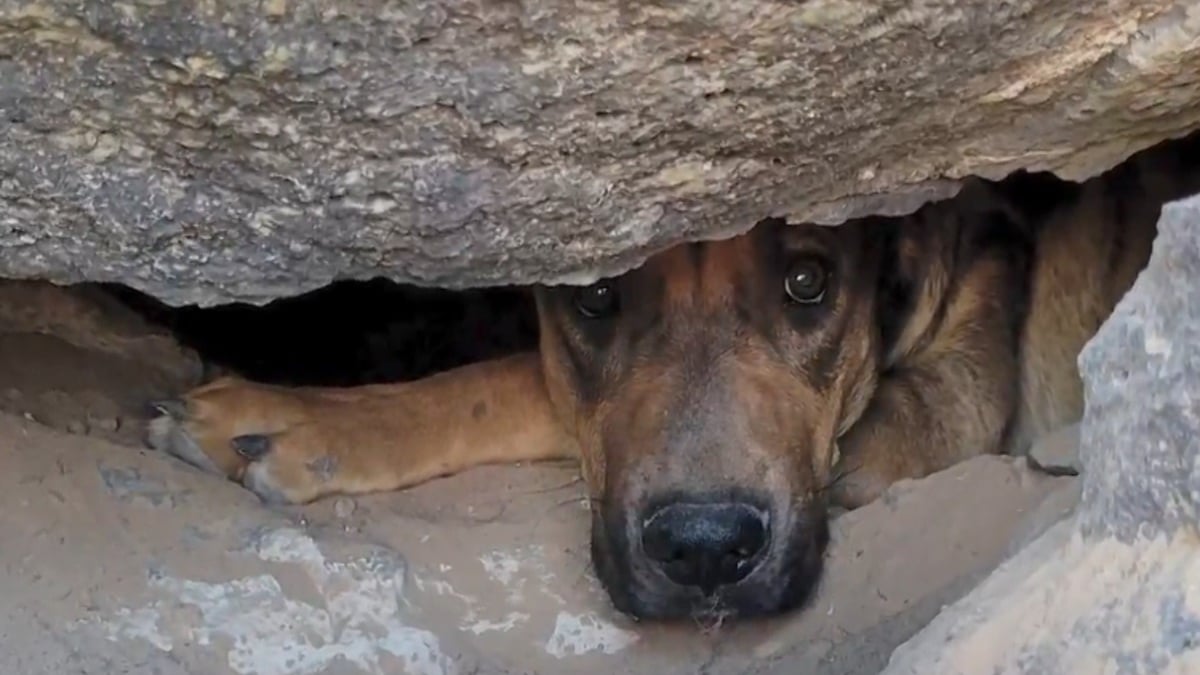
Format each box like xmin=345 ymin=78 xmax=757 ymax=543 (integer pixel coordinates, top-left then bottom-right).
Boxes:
xmin=103 ymin=281 xmax=539 ymax=387
xmin=98 ymin=129 xmax=1200 ymax=391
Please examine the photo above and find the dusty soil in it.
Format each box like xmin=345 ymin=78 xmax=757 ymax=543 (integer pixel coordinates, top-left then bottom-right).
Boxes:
xmin=0 ymin=281 xmax=1082 ymax=675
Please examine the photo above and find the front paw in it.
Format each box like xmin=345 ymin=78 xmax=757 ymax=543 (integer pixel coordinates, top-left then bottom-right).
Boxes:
xmin=146 ymin=377 xmax=338 ymax=505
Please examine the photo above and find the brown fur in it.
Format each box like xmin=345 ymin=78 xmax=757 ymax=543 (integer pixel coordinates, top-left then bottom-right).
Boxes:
xmin=148 ymin=134 xmax=1200 ymax=621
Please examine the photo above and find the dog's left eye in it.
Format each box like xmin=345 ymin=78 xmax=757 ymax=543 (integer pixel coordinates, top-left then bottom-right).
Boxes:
xmin=784 ymin=256 xmax=829 ymax=305
xmin=574 ymin=282 xmax=620 ymax=318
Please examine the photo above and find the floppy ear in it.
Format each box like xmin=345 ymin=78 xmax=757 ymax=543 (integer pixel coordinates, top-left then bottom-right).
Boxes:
xmin=949 ymin=176 xmax=1041 ymax=353
xmin=873 ymin=175 xmax=1038 ymax=369
xmin=951 ymin=176 xmax=1038 ymax=269
xmin=957 ymin=171 xmax=1061 ymax=231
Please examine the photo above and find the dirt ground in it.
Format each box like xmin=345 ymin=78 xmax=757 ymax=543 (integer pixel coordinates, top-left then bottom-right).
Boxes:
xmin=0 ymin=281 xmax=1082 ymax=675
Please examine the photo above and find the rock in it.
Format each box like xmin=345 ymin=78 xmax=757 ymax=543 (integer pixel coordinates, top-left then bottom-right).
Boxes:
xmin=88 ymin=414 xmax=120 ymax=434
xmin=3 ymin=2 xmax=1200 ymax=305
xmin=0 ymin=281 xmax=202 ymax=383
xmin=1002 ymin=475 xmax=1081 ymax=558
xmin=880 ymin=193 xmax=1200 ymax=674
xmin=333 ymin=497 xmax=357 ymax=520
xmin=1076 ymin=196 xmax=1200 ymax=542
xmin=0 ymin=282 xmax=203 ymax=446
xmin=0 ymin=409 xmax=1073 ymax=675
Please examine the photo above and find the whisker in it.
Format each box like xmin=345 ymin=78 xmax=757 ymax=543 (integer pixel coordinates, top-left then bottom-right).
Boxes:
xmin=690 ymin=598 xmax=733 ymax=636
xmin=816 ymin=459 xmax=865 ymax=495
xmin=519 ymin=475 xmax=584 ymax=496
xmin=547 ymin=496 xmax=589 ymax=512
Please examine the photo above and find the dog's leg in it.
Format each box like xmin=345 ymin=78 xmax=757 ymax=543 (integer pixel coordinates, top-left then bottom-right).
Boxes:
xmin=147 ymin=352 xmax=574 ymax=504
xmin=830 ymin=257 xmax=1021 ymax=510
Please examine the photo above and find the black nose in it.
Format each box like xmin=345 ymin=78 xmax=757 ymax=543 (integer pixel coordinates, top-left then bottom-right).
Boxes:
xmin=641 ymin=502 xmax=769 ymax=593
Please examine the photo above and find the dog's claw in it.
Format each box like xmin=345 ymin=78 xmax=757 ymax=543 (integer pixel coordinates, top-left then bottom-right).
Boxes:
xmin=147 ymin=398 xmax=187 ymax=419
xmin=231 ymin=434 xmax=273 ymax=461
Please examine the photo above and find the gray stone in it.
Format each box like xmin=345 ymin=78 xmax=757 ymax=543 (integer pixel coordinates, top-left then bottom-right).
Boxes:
xmin=1077 ymin=193 xmax=1200 ymax=542
xmin=333 ymin=496 xmax=357 ymax=520
xmin=3 ymin=1 xmax=1200 ymax=305
xmin=1003 ymin=473 xmax=1081 ymax=558
xmin=880 ymin=193 xmax=1200 ymax=674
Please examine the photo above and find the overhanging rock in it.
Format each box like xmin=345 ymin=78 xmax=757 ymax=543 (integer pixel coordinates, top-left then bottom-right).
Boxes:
xmin=2 ymin=1 xmax=1199 ymax=305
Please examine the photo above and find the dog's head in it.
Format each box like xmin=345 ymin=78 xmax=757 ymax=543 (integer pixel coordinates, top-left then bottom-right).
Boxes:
xmin=533 ymin=216 xmax=899 ymax=620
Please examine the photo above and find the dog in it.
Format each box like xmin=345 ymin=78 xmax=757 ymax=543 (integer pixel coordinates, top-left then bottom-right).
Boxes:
xmin=148 ymin=133 xmax=1199 ymax=621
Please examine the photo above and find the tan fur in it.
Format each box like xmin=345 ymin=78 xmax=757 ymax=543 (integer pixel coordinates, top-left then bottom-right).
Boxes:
xmin=152 ymin=353 xmax=571 ymax=504
xmin=1010 ymin=152 xmax=1173 ymax=452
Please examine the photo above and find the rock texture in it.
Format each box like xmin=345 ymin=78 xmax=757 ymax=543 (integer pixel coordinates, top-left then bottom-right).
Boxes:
xmin=3 ymin=1 xmax=1200 ymax=305
xmin=0 ymin=414 xmax=1073 ymax=675
xmin=881 ymin=193 xmax=1200 ymax=674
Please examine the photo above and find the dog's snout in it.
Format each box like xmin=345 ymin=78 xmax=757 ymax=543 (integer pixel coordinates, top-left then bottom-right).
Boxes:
xmin=640 ymin=501 xmax=769 ymax=593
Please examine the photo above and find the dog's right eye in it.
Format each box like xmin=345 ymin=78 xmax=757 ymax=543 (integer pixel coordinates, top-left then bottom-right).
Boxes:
xmin=574 ymin=282 xmax=620 ymax=319
xmin=784 ymin=255 xmax=829 ymax=305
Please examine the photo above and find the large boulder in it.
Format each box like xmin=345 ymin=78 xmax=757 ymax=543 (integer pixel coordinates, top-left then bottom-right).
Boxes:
xmin=881 ymin=193 xmax=1200 ymax=674
xmin=2 ymin=0 xmax=1200 ymax=305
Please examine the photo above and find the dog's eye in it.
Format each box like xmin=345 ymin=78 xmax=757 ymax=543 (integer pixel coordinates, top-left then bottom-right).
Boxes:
xmin=574 ymin=282 xmax=620 ymax=318
xmin=784 ymin=256 xmax=829 ymax=305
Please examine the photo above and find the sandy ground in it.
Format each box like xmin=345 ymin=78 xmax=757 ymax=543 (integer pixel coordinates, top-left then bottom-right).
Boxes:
xmin=0 ymin=282 xmax=1083 ymax=675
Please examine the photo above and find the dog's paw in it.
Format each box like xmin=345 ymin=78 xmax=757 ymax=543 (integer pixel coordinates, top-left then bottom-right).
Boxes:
xmin=147 ymin=378 xmax=337 ymax=505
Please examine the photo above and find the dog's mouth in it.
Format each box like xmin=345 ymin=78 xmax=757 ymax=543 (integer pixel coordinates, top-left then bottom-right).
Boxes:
xmin=588 ymin=501 xmax=830 ymax=622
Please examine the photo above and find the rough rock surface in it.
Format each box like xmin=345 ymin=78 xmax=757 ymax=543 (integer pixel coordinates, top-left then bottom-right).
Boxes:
xmin=0 ymin=417 xmax=1073 ymax=675
xmin=0 ymin=280 xmax=203 ymax=445
xmin=881 ymin=193 xmax=1200 ymax=674
xmin=3 ymin=1 xmax=1200 ymax=305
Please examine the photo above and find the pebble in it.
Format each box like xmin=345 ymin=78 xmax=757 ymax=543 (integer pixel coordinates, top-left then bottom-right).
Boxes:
xmin=334 ymin=498 xmax=357 ymax=519
xmin=89 ymin=415 xmax=121 ymax=433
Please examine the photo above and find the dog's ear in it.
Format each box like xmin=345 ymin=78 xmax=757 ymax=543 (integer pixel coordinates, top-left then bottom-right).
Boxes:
xmin=951 ymin=176 xmax=1041 ymax=350
xmin=873 ymin=175 xmax=1039 ymax=368
xmin=958 ymin=172 xmax=1063 ymax=232
xmin=951 ymin=176 xmax=1039 ymax=268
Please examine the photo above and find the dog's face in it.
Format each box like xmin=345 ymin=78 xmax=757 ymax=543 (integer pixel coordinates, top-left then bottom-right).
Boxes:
xmin=534 ymin=218 xmax=888 ymax=620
